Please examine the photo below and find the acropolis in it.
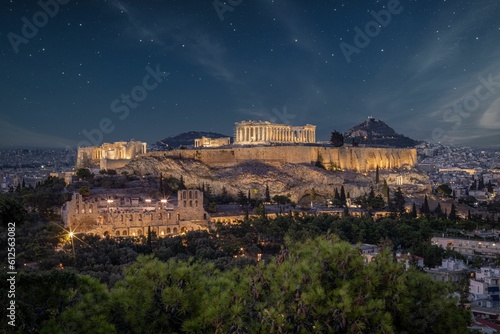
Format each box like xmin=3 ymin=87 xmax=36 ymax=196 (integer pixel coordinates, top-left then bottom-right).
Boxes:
xmin=234 ymin=121 xmax=316 ymax=144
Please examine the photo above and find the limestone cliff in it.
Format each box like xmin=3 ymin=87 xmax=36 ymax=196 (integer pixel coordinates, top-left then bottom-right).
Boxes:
xmin=119 ymin=155 xmax=428 ymax=203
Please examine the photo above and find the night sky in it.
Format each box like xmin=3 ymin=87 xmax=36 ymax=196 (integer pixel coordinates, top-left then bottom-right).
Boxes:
xmin=1 ymin=0 xmax=500 ymax=149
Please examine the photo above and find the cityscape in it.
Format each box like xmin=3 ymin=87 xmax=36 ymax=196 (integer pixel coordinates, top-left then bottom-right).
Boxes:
xmin=1 ymin=0 xmax=500 ymax=333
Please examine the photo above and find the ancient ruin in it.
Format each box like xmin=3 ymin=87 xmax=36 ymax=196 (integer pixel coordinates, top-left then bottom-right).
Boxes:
xmin=234 ymin=121 xmax=316 ymax=144
xmin=62 ymin=189 xmax=211 ymax=237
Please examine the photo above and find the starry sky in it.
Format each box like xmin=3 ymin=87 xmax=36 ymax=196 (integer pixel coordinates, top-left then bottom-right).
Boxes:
xmin=1 ymin=0 xmax=500 ymax=149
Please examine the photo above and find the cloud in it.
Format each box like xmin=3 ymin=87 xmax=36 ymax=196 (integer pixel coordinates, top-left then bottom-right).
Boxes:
xmin=479 ymin=97 xmax=500 ymax=129
xmin=0 ymin=117 xmax=74 ymax=148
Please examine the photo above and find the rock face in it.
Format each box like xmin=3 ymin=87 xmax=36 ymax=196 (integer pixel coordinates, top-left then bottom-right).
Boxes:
xmin=119 ymin=155 xmax=425 ymax=203
xmin=145 ymin=146 xmax=416 ymax=173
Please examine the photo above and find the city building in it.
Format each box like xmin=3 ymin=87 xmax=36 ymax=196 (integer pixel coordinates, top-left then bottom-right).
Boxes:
xmin=62 ymin=189 xmax=211 ymax=237
xmin=234 ymin=121 xmax=316 ymax=145
xmin=424 ymin=258 xmax=469 ymax=283
xmin=470 ymin=267 xmax=500 ymax=322
xmin=432 ymin=237 xmax=500 ymax=259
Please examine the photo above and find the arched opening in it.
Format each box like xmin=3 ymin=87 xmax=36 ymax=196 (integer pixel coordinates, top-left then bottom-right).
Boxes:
xmin=181 ymin=227 xmax=187 ymax=233
xmin=103 ymin=231 xmax=110 ymax=237
xmin=115 ymin=230 xmax=120 ymax=236
xmin=167 ymin=228 xmax=171 ymax=234
xmin=122 ymin=230 xmax=128 ymax=236
xmin=203 ymin=213 xmax=207 ymax=220
xmin=137 ymin=229 xmax=143 ymax=235
xmin=173 ymin=227 xmax=178 ymax=234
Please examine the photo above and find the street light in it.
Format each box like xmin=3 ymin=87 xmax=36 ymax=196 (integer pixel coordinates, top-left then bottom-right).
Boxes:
xmin=69 ymin=231 xmax=75 ymax=260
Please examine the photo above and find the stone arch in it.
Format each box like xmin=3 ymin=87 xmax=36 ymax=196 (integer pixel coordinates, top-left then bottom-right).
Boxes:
xmin=181 ymin=227 xmax=187 ymax=233
xmin=167 ymin=228 xmax=171 ymax=234
xmin=115 ymin=230 xmax=120 ymax=236
xmin=137 ymin=229 xmax=143 ymax=235
xmin=103 ymin=231 xmax=110 ymax=237
xmin=173 ymin=227 xmax=178 ymax=234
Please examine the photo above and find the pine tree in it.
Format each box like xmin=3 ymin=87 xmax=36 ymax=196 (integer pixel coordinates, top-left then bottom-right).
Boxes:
xmin=449 ymin=203 xmax=458 ymax=220
xmin=434 ymin=203 xmax=443 ymax=217
xmin=147 ymin=226 xmax=152 ymax=253
xmin=340 ymin=186 xmax=346 ymax=204
xmin=330 ymin=130 xmax=344 ymax=147
xmin=392 ymin=187 xmax=406 ymax=216
xmin=420 ymin=195 xmax=430 ymax=215
xmin=334 ymin=188 xmax=340 ymax=201
xmin=265 ymin=184 xmax=271 ymax=202
xmin=22 ymin=178 xmax=26 ymax=188
xmin=179 ymin=175 xmax=186 ymax=190
xmin=487 ymin=180 xmax=494 ymax=193
xmin=382 ymin=179 xmax=389 ymax=204
xmin=478 ymin=177 xmax=485 ymax=190
xmin=411 ymin=202 xmax=417 ymax=218
xmin=468 ymin=209 xmax=472 ymax=220
xmin=375 ymin=165 xmax=380 ymax=184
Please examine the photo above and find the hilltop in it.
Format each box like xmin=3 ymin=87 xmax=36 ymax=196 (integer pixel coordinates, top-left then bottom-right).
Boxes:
xmin=344 ymin=117 xmax=420 ymax=148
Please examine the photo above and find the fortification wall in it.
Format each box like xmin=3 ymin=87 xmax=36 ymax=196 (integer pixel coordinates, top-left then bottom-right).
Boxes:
xmin=146 ymin=146 xmax=416 ymax=172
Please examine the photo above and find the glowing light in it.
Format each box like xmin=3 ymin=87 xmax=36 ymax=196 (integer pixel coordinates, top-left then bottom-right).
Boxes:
xmin=69 ymin=232 xmax=74 ymax=238
xmin=145 ymin=199 xmax=152 ymax=203
xmin=161 ymin=199 xmax=167 ymax=203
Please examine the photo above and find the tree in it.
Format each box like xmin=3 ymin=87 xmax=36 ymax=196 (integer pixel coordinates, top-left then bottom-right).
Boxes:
xmin=272 ymin=195 xmax=291 ymax=205
xmin=179 ymin=175 xmax=186 ymax=190
xmin=76 ymin=168 xmax=93 ymax=181
xmin=391 ymin=187 xmax=406 ymax=216
xmin=487 ymin=180 xmax=494 ymax=193
xmin=420 ymin=195 xmax=430 ymax=215
xmin=375 ymin=165 xmax=380 ymax=184
xmin=437 ymin=184 xmax=452 ymax=197
xmin=478 ymin=177 xmax=485 ymax=190
xmin=79 ymin=186 xmax=90 ymax=196
xmin=237 ymin=190 xmax=247 ymax=206
xmin=382 ymin=179 xmax=390 ymax=205
xmin=315 ymin=153 xmax=325 ymax=169
xmin=265 ymin=184 xmax=271 ymax=203
xmin=330 ymin=130 xmax=344 ymax=147
xmin=449 ymin=203 xmax=458 ymax=221
xmin=340 ymin=186 xmax=346 ymax=205
xmin=410 ymin=202 xmax=418 ymax=218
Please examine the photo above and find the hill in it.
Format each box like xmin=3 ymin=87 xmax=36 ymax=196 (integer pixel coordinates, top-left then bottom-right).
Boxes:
xmin=156 ymin=131 xmax=230 ymax=149
xmin=344 ymin=116 xmax=420 ymax=148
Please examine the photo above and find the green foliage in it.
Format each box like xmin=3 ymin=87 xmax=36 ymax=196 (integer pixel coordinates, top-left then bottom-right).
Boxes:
xmin=30 ymin=237 xmax=469 ymax=333
xmin=76 ymin=168 xmax=93 ymax=181
xmin=78 ymin=186 xmax=90 ymax=196
xmin=272 ymin=195 xmax=291 ymax=205
xmin=0 ymin=193 xmax=27 ymax=226
xmin=330 ymin=130 xmax=344 ymax=147
xmin=437 ymin=184 xmax=452 ymax=197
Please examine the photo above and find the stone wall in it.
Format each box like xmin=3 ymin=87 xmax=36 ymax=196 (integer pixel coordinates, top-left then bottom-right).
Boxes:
xmin=146 ymin=146 xmax=416 ymax=172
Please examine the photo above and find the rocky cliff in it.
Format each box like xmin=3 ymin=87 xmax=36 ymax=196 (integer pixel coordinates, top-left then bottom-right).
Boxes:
xmin=119 ymin=155 xmax=428 ymax=203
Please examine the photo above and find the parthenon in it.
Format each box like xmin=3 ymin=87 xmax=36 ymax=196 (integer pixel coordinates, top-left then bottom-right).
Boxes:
xmin=234 ymin=121 xmax=316 ymax=144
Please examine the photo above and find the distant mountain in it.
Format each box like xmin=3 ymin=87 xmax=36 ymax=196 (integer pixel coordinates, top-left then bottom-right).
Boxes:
xmin=344 ymin=116 xmax=420 ymax=148
xmin=156 ymin=131 xmax=231 ymax=148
